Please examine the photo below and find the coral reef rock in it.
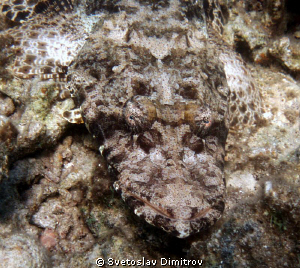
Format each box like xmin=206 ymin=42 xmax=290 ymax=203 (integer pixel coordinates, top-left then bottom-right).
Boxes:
xmin=0 ymin=0 xmax=300 ymax=267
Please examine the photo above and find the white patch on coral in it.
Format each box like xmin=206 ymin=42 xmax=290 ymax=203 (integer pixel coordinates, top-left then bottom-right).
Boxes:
xmin=183 ymin=148 xmax=196 ymax=166
xmin=130 ymin=174 xmax=150 ymax=183
xmin=264 ymin=181 xmax=277 ymax=198
xmin=227 ymin=171 xmax=258 ymax=192
xmin=265 ymin=181 xmax=272 ymax=193
xmin=149 ymin=148 xmax=165 ymax=164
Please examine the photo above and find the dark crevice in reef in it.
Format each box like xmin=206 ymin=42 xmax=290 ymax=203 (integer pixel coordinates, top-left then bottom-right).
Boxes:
xmin=234 ymin=35 xmax=253 ymax=62
xmin=128 ymin=211 xmax=190 ymax=257
xmin=286 ymin=0 xmax=300 ymax=33
xmin=0 ymin=177 xmax=19 ymax=221
xmin=83 ymin=0 xmax=121 ymax=15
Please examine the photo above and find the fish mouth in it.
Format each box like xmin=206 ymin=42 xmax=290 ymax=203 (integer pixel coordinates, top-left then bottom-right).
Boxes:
xmin=127 ymin=192 xmax=224 ymax=238
xmin=114 ymin=169 xmax=225 ymax=237
xmin=128 ymin=192 xmax=213 ymax=221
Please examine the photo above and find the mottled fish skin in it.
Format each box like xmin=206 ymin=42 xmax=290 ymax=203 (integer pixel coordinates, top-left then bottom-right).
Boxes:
xmin=0 ymin=0 xmax=96 ymax=81
xmin=1 ymin=0 xmax=263 ymax=238
xmin=1 ymin=0 xmax=74 ymax=23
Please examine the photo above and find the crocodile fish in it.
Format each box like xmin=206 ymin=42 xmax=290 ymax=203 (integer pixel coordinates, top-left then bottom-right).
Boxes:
xmin=1 ymin=0 xmax=262 ymax=238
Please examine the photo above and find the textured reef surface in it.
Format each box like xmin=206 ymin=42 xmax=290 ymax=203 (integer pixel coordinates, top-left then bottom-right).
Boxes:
xmin=0 ymin=0 xmax=300 ymax=267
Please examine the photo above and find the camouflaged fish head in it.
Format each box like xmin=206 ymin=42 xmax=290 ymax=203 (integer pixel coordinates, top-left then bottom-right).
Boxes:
xmin=75 ymin=49 xmax=229 ymax=238
xmin=68 ymin=2 xmax=233 ymax=238
xmin=1 ymin=0 xmax=263 ymax=238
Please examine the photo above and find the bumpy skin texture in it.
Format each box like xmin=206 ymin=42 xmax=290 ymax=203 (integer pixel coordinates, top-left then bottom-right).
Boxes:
xmin=1 ymin=0 xmax=73 ymax=23
xmin=71 ymin=1 xmax=239 ymax=238
xmin=1 ymin=0 xmax=263 ymax=238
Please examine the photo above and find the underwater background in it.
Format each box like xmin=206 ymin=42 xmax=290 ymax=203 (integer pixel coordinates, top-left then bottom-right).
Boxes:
xmin=0 ymin=0 xmax=300 ymax=267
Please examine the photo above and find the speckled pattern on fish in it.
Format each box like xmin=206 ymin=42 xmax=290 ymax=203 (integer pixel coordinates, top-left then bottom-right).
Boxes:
xmin=0 ymin=0 xmax=263 ymax=238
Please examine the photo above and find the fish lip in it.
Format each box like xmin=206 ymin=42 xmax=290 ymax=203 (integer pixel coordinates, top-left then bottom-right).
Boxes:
xmin=128 ymin=192 xmax=212 ymax=221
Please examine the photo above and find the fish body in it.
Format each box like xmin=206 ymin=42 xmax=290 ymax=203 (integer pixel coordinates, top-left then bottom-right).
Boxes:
xmin=1 ymin=0 xmax=262 ymax=238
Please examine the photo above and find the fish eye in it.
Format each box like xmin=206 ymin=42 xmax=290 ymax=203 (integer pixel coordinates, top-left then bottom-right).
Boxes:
xmin=184 ymin=104 xmax=213 ymax=136
xmin=123 ymin=96 xmax=156 ymax=131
